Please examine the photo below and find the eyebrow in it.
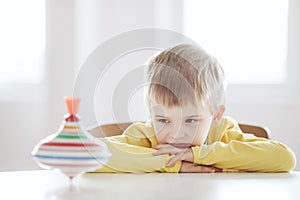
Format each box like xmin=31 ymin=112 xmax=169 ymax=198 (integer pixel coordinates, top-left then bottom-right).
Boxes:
xmin=154 ymin=114 xmax=202 ymax=118
xmin=184 ymin=115 xmax=203 ymax=118
xmin=154 ymin=115 xmax=167 ymax=118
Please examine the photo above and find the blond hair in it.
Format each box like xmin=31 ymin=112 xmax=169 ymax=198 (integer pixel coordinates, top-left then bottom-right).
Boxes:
xmin=147 ymin=43 xmax=225 ymax=113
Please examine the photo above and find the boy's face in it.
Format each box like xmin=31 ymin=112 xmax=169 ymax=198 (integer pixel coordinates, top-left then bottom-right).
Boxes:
xmin=150 ymin=102 xmax=216 ymax=147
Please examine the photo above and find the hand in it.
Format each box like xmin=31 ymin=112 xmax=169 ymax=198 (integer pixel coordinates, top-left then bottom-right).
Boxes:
xmin=153 ymin=144 xmax=194 ymax=167
xmin=180 ymin=161 xmax=222 ymax=173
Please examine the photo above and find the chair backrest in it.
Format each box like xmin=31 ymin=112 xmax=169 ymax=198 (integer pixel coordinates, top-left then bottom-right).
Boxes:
xmin=88 ymin=122 xmax=270 ymax=139
xmin=89 ymin=122 xmax=133 ymax=138
xmin=238 ymin=124 xmax=270 ymax=139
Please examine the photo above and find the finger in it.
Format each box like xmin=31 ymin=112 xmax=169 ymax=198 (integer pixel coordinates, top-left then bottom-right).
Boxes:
xmin=180 ymin=163 xmax=218 ymax=173
xmin=152 ymin=145 xmax=163 ymax=150
xmin=197 ymin=166 xmax=216 ymax=173
xmin=153 ymin=148 xmax=167 ymax=156
xmin=153 ymin=147 xmax=173 ymax=156
xmin=202 ymin=165 xmax=222 ymax=172
xmin=183 ymin=165 xmax=215 ymax=173
xmin=152 ymin=144 xmax=172 ymax=150
xmin=153 ymin=147 xmax=181 ymax=156
xmin=212 ymin=166 xmax=223 ymax=172
xmin=167 ymin=153 xmax=184 ymax=167
xmin=195 ymin=165 xmax=223 ymax=173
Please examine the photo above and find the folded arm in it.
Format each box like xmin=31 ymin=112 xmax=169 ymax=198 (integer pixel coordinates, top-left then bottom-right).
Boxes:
xmin=93 ymin=123 xmax=181 ymax=173
xmin=93 ymin=138 xmax=181 ymax=173
xmin=192 ymin=131 xmax=296 ymax=172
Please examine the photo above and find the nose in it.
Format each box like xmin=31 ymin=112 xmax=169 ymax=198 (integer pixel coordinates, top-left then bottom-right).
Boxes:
xmin=166 ymin=125 xmax=186 ymax=142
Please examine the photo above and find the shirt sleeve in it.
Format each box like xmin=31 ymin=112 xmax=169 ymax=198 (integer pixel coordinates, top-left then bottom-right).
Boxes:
xmin=104 ymin=122 xmax=154 ymax=148
xmin=93 ymin=123 xmax=182 ymax=173
xmin=192 ymin=118 xmax=296 ymax=172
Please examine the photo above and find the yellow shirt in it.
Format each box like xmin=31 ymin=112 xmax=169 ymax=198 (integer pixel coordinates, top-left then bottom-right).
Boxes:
xmin=94 ymin=116 xmax=296 ymax=173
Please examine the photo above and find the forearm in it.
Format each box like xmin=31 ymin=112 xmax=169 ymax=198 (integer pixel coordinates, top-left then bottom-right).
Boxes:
xmin=192 ymin=140 xmax=296 ymax=172
xmin=93 ymin=138 xmax=181 ymax=173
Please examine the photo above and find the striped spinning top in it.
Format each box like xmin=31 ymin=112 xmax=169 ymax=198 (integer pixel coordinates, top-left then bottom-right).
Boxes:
xmin=32 ymin=97 xmax=111 ymax=180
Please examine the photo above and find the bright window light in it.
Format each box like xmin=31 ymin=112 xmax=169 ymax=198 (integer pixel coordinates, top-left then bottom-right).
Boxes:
xmin=183 ymin=0 xmax=288 ymax=84
xmin=0 ymin=0 xmax=45 ymax=84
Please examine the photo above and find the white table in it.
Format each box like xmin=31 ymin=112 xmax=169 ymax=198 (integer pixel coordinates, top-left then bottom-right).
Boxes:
xmin=0 ymin=170 xmax=300 ymax=200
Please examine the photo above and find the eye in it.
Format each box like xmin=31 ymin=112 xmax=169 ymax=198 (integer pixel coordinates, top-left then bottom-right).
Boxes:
xmin=185 ymin=119 xmax=198 ymax=124
xmin=157 ymin=119 xmax=169 ymax=124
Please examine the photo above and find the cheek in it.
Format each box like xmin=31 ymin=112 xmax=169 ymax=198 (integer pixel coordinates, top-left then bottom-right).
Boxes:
xmin=153 ymin=123 xmax=167 ymax=142
xmin=191 ymin=123 xmax=212 ymax=145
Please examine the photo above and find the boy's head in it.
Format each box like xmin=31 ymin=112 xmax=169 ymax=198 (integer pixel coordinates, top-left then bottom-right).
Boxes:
xmin=146 ymin=44 xmax=226 ymax=147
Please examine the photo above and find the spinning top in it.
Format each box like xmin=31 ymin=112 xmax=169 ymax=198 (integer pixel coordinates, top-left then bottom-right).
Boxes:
xmin=32 ymin=97 xmax=111 ymax=180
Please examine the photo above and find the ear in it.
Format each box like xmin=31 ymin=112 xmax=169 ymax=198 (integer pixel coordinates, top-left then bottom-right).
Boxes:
xmin=213 ymin=105 xmax=225 ymax=125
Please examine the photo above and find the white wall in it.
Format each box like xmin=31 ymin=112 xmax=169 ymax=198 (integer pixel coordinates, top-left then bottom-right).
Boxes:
xmin=226 ymin=0 xmax=300 ymax=170
xmin=0 ymin=0 xmax=299 ymax=171
xmin=0 ymin=0 xmax=75 ymax=171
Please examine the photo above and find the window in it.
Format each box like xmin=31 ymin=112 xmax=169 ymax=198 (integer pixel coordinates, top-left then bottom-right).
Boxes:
xmin=0 ymin=0 xmax=45 ymax=84
xmin=183 ymin=0 xmax=288 ymax=84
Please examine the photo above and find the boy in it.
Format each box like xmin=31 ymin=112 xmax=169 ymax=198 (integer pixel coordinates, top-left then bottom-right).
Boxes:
xmin=95 ymin=44 xmax=296 ymax=173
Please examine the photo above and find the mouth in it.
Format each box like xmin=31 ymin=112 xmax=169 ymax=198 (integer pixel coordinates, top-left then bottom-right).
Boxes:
xmin=168 ymin=143 xmax=191 ymax=148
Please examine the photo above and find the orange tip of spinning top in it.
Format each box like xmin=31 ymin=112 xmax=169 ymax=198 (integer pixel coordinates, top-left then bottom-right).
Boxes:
xmin=64 ymin=96 xmax=80 ymax=115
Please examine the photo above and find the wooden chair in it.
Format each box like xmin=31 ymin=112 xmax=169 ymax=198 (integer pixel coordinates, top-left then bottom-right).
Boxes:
xmin=238 ymin=123 xmax=271 ymax=139
xmin=88 ymin=122 xmax=270 ymax=139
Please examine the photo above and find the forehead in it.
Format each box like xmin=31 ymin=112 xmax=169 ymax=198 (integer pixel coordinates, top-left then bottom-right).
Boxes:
xmin=150 ymin=102 xmax=211 ymax=117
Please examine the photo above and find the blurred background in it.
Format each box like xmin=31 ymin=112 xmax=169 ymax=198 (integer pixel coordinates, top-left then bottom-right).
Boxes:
xmin=0 ymin=0 xmax=299 ymax=171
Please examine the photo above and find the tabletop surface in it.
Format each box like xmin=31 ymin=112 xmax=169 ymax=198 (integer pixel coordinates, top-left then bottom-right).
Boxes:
xmin=0 ymin=170 xmax=300 ymax=200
